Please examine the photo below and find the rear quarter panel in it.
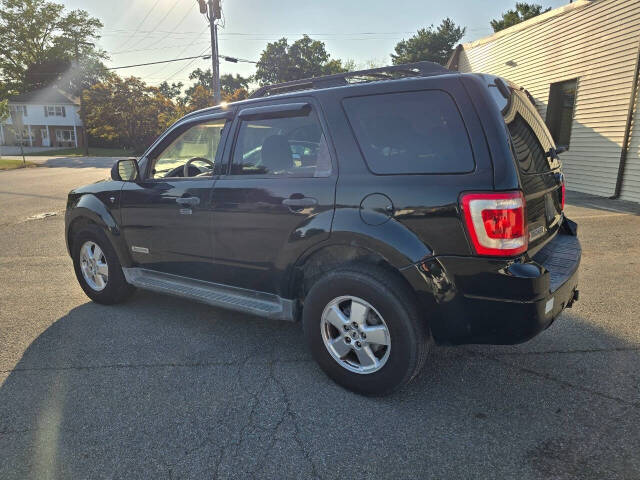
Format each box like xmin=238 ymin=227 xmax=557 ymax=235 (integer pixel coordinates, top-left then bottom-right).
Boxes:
xmin=316 ymin=75 xmax=495 ymax=263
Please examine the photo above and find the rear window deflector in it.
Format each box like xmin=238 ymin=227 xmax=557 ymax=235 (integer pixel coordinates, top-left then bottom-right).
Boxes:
xmin=238 ymin=103 xmax=311 ymax=121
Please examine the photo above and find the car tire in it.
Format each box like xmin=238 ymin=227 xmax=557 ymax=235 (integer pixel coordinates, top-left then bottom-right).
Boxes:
xmin=303 ymin=264 xmax=431 ymax=396
xmin=72 ymin=225 xmax=135 ymax=305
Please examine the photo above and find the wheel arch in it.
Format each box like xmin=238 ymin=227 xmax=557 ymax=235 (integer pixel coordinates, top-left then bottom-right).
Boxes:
xmin=285 ymin=239 xmax=422 ymax=308
xmin=66 ymin=194 xmax=132 ymax=267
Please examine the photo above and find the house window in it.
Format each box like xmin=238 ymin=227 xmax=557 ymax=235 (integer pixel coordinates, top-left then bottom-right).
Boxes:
xmin=55 ymin=129 xmax=76 ymax=143
xmin=9 ymin=105 xmax=27 ymax=116
xmin=17 ymin=128 xmax=34 ymax=145
xmin=546 ymin=79 xmax=577 ymax=150
xmin=45 ymin=105 xmax=66 ymax=117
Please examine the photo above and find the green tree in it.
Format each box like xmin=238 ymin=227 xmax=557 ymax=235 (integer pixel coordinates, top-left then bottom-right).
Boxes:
xmin=184 ymin=69 xmax=250 ymax=99
xmin=185 ymin=84 xmax=214 ymax=113
xmin=222 ymin=88 xmax=249 ymax=103
xmin=185 ymin=68 xmax=212 ymax=97
xmin=254 ymin=35 xmax=348 ymax=86
xmin=158 ymin=81 xmax=184 ymax=101
xmin=0 ymin=99 xmax=8 ymax=122
xmin=220 ymin=74 xmax=249 ymax=96
xmin=0 ymin=0 xmax=106 ymax=97
xmin=391 ymin=19 xmax=466 ymax=66
xmin=490 ymin=3 xmax=551 ymax=32
xmin=82 ymin=76 xmax=180 ymax=152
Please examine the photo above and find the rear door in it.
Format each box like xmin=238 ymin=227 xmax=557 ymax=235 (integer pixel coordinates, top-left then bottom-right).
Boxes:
xmin=497 ymin=82 xmax=564 ymax=251
xmin=209 ymin=99 xmax=337 ymax=295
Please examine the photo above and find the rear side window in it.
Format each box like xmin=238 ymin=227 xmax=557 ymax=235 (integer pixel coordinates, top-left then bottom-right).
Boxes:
xmin=231 ymin=109 xmax=332 ymax=177
xmin=343 ymin=90 xmax=474 ymax=174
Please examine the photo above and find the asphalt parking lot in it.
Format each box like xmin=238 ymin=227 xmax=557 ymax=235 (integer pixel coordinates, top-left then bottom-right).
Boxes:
xmin=1 ymin=160 xmax=639 ymax=479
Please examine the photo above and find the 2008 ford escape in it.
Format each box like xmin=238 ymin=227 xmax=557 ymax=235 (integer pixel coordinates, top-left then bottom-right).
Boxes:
xmin=65 ymin=62 xmax=581 ymax=395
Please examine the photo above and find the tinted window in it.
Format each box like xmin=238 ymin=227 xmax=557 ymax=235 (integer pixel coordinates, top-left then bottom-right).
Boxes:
xmin=231 ymin=109 xmax=331 ymax=177
xmin=343 ymin=90 xmax=474 ymax=174
xmin=546 ymin=79 xmax=577 ymax=149
xmin=502 ymin=87 xmax=558 ymax=175
xmin=152 ymin=120 xmax=227 ymax=178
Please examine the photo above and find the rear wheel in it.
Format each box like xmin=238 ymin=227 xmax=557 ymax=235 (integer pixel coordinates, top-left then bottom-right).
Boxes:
xmin=72 ymin=226 xmax=134 ymax=304
xmin=303 ymin=264 xmax=431 ymax=395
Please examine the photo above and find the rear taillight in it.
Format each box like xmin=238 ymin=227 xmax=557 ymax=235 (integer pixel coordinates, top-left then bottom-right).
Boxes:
xmin=460 ymin=191 xmax=528 ymax=256
xmin=561 ymin=178 xmax=566 ymax=210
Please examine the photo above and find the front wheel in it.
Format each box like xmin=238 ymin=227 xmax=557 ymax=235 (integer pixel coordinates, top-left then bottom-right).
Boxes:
xmin=303 ymin=264 xmax=431 ymax=395
xmin=72 ymin=226 xmax=135 ymax=304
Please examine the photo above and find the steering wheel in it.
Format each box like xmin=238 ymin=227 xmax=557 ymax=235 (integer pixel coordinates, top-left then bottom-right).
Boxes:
xmin=183 ymin=157 xmax=214 ymax=177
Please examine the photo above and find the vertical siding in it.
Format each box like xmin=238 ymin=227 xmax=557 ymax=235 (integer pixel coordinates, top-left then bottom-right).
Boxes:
xmin=620 ymin=72 xmax=640 ymax=202
xmin=456 ymin=0 xmax=640 ymax=198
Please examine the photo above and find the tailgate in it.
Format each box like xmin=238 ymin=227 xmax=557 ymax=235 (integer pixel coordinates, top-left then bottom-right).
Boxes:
xmin=501 ymin=85 xmax=564 ymax=253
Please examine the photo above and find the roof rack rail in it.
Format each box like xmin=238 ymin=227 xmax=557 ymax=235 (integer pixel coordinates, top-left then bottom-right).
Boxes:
xmin=249 ymin=61 xmax=449 ymax=99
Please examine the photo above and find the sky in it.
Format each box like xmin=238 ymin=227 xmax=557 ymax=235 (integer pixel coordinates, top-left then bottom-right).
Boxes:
xmin=59 ymin=0 xmax=569 ymax=88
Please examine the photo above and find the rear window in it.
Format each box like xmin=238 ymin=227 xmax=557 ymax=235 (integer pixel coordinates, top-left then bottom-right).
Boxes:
xmin=502 ymin=88 xmax=559 ymax=175
xmin=342 ymin=90 xmax=474 ymax=174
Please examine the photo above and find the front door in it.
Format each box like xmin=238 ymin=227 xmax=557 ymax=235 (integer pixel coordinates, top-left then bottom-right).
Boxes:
xmin=209 ymin=100 xmax=337 ymax=295
xmin=41 ymin=128 xmax=50 ymax=147
xmin=119 ymin=114 xmax=230 ymax=281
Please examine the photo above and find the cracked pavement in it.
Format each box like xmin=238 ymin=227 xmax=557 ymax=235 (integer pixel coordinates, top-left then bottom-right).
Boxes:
xmin=1 ymin=163 xmax=639 ymax=479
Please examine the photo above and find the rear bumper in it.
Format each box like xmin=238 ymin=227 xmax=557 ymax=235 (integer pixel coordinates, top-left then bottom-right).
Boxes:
xmin=403 ymin=229 xmax=581 ymax=345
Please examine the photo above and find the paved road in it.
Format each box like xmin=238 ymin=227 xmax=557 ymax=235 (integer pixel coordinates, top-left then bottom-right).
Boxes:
xmin=1 ymin=164 xmax=639 ymax=479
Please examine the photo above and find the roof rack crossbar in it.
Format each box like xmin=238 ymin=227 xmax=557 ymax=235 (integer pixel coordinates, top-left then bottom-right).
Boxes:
xmin=249 ymin=61 xmax=449 ymax=98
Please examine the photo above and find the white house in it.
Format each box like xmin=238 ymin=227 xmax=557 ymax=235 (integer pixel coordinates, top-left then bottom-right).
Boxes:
xmin=448 ymin=0 xmax=640 ymax=203
xmin=0 ymin=86 xmax=84 ymax=148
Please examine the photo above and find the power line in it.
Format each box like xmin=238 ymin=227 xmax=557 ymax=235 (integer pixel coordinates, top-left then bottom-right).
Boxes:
xmin=102 ymin=30 xmax=418 ymax=36
xmin=160 ymin=46 xmax=211 ymax=84
xmin=136 ymin=1 xmax=196 ymax=52
xmin=107 ymin=54 xmax=212 ymax=70
xmin=144 ymin=25 xmax=210 ymax=78
xmin=107 ymin=52 xmax=256 ymax=70
xmin=109 ymin=40 xmax=210 ymax=56
xmin=130 ymin=0 xmax=184 ymax=50
xmin=113 ymin=0 xmax=163 ymax=51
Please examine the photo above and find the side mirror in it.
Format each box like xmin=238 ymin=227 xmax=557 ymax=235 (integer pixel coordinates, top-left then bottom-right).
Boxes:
xmin=112 ymin=158 xmax=139 ymax=182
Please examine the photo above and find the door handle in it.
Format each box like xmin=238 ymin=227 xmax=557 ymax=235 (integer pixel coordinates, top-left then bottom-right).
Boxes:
xmin=176 ymin=196 xmax=200 ymax=206
xmin=282 ymin=197 xmax=317 ymax=208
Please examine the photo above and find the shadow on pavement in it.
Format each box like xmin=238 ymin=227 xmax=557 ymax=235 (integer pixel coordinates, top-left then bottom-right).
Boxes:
xmin=1 ymin=290 xmax=638 ymax=479
xmin=566 ymin=191 xmax=640 ymax=216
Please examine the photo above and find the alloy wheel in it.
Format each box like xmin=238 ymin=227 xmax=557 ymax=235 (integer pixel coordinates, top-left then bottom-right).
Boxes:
xmin=79 ymin=240 xmax=109 ymax=291
xmin=320 ymin=296 xmax=391 ymax=374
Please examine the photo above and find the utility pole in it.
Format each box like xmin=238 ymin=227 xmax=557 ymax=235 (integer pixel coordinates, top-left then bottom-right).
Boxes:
xmin=71 ymin=34 xmax=92 ymax=155
xmin=199 ymin=0 xmax=222 ymax=104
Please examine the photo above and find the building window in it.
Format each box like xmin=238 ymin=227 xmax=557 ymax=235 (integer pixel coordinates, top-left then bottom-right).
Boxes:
xmin=9 ymin=105 xmax=27 ymax=116
xmin=45 ymin=105 xmax=66 ymax=117
xmin=55 ymin=129 xmax=76 ymax=143
xmin=17 ymin=128 xmax=34 ymax=145
xmin=546 ymin=79 xmax=577 ymax=150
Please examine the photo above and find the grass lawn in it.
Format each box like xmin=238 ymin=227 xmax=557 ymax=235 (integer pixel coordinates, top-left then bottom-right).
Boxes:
xmin=0 ymin=158 xmax=36 ymax=170
xmin=20 ymin=147 xmax=134 ymax=157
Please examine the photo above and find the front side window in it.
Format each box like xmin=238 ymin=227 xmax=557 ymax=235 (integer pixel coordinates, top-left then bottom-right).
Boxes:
xmin=231 ymin=109 xmax=332 ymax=177
xmin=152 ymin=120 xmax=227 ymax=179
xmin=546 ymin=79 xmax=577 ymax=150
xmin=343 ymin=90 xmax=475 ymax=174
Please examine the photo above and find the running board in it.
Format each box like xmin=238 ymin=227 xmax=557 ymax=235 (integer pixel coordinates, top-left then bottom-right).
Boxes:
xmin=122 ymin=268 xmax=296 ymax=322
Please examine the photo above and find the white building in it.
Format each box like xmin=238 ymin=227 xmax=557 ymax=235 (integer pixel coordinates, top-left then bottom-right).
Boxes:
xmin=0 ymin=86 xmax=84 ymax=149
xmin=448 ymin=0 xmax=640 ymax=202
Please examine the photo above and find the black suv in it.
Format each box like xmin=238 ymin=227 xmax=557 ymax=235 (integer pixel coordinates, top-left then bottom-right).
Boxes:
xmin=66 ymin=62 xmax=580 ymax=395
